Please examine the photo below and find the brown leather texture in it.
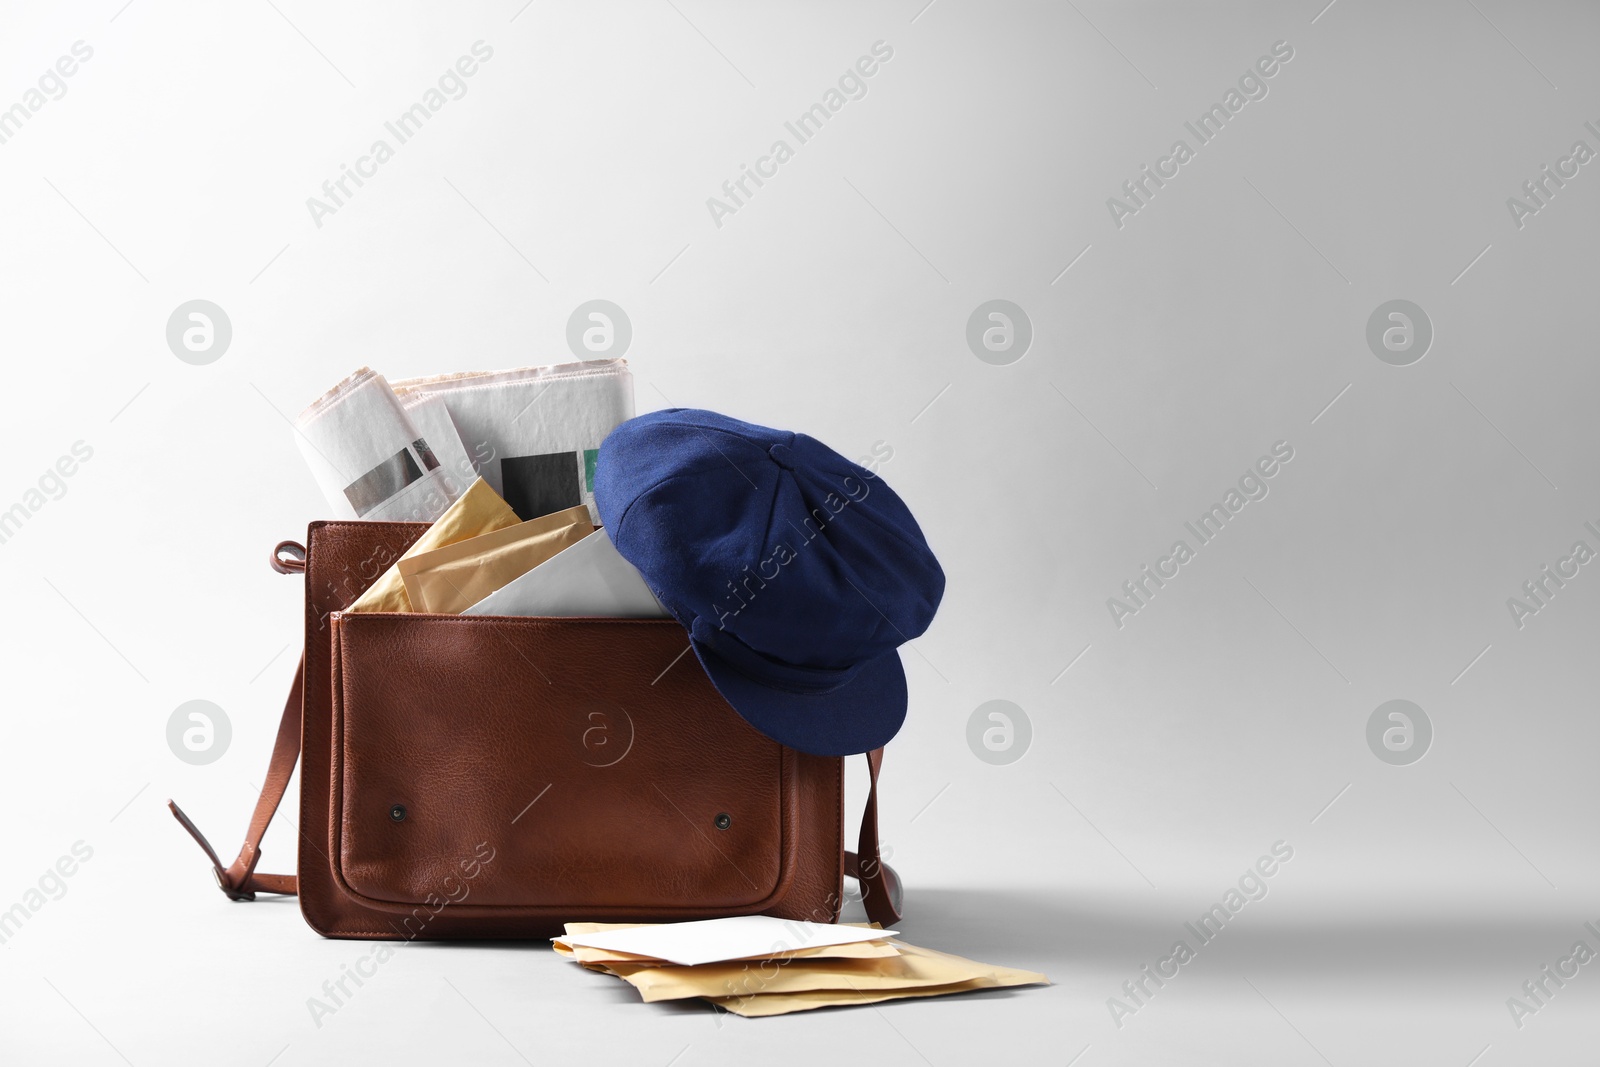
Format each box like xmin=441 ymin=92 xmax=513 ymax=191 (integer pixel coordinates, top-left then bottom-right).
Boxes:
xmin=299 ymin=520 xmax=848 ymax=940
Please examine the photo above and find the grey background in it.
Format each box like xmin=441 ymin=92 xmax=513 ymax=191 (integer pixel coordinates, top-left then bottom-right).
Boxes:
xmin=1 ymin=0 xmax=1596 ymax=1064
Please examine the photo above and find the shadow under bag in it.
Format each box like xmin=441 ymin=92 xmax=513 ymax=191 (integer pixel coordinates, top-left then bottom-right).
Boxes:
xmin=170 ymin=520 xmax=901 ymax=939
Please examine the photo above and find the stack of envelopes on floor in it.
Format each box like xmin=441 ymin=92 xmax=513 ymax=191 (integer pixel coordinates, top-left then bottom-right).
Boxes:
xmin=553 ymin=916 xmax=1049 ymax=1017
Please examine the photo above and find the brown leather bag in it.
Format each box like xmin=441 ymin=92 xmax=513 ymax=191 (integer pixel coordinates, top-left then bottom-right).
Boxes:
xmin=170 ymin=520 xmax=900 ymax=939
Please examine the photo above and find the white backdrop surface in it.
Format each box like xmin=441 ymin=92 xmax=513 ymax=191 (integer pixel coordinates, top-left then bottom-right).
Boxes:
xmin=0 ymin=1 xmax=1596 ymax=1064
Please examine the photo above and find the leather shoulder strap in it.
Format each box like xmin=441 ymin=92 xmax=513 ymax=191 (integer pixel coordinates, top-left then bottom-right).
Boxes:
xmin=168 ymin=540 xmax=307 ymax=900
xmin=169 ymin=541 xmax=901 ymax=921
xmin=844 ymin=746 xmax=902 ymax=926
xmin=168 ymin=654 xmax=303 ymax=900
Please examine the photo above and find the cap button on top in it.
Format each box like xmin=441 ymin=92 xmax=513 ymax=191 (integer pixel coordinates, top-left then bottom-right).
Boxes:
xmin=767 ymin=442 xmax=795 ymax=469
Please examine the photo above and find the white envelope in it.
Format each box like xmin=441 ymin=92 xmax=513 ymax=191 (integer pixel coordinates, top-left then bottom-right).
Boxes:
xmin=463 ymin=528 xmax=668 ymax=618
xmin=556 ymin=915 xmax=898 ymax=967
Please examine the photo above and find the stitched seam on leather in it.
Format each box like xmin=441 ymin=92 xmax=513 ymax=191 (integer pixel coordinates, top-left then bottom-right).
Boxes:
xmin=298 ymin=530 xmax=342 ymax=933
xmin=332 ymin=615 xmax=786 ymax=915
xmin=832 ymin=755 xmax=844 ymax=922
xmin=303 ymin=525 xmax=817 ymax=934
xmin=328 ymin=615 xmax=794 ymax=918
xmin=302 ymin=525 xmax=415 ymax=936
xmin=765 ymin=744 xmax=802 ymax=919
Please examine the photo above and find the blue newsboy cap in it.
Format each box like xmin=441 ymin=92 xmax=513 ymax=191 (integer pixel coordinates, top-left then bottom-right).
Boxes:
xmin=594 ymin=409 xmax=944 ymax=756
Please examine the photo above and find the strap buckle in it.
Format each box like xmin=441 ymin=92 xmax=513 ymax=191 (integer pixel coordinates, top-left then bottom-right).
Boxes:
xmin=169 ymin=799 xmax=258 ymax=902
xmin=211 ymin=866 xmax=256 ymax=902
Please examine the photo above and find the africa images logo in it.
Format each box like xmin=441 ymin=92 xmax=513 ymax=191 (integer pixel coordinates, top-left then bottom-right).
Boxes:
xmin=305 ymin=42 xmax=494 ymax=229
xmin=1106 ymin=441 xmax=1294 ymax=628
xmin=705 ymin=41 xmax=894 ymax=228
xmin=1106 ymin=40 xmax=1295 ymax=229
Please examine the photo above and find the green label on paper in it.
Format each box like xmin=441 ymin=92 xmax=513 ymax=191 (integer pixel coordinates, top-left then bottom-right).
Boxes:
xmin=583 ymin=448 xmax=599 ymax=492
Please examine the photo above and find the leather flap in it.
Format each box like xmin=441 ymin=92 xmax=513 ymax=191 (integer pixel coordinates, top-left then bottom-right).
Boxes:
xmin=328 ymin=612 xmax=799 ymax=916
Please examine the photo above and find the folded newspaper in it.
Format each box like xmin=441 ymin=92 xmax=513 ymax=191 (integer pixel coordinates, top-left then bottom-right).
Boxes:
xmin=392 ymin=359 xmax=633 ymax=525
xmin=293 ymin=367 xmax=466 ymax=523
xmin=294 ymin=360 xmax=633 ymax=525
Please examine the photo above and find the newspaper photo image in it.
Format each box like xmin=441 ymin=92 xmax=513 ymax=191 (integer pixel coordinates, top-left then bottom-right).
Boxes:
xmin=392 ymin=359 xmax=634 ymax=525
xmin=293 ymin=367 xmax=468 ymax=523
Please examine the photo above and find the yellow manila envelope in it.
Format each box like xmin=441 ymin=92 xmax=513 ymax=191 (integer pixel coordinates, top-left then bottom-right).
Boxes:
xmin=346 ymin=477 xmax=519 ymax=613
xmin=556 ymin=939 xmax=900 ymax=968
xmin=398 ymin=505 xmax=592 ymax=614
xmin=712 ymin=976 xmax=1042 ymax=1016
xmin=706 ymin=942 xmax=1050 ymax=1016
xmin=609 ymin=953 xmax=917 ymax=1003
xmin=552 ymin=922 xmax=1047 ymax=1015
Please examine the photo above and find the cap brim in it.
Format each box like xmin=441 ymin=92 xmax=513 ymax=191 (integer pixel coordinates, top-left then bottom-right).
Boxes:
xmin=690 ymin=641 xmax=907 ymax=757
